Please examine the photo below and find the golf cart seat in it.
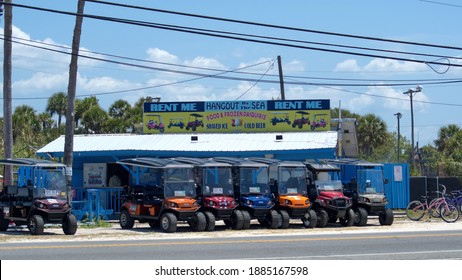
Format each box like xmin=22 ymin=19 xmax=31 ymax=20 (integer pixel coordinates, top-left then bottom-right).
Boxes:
xmin=17 ymin=187 xmax=29 ymax=198
xmin=6 ymin=185 xmax=18 ymax=196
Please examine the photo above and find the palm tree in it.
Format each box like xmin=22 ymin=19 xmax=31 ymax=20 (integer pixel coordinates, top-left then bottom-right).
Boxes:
xmin=357 ymin=113 xmax=388 ymax=158
xmin=81 ymin=105 xmax=109 ymax=134
xmin=37 ymin=112 xmax=55 ymax=131
xmin=108 ymin=99 xmax=132 ymax=133
xmin=12 ymin=105 xmax=40 ymax=143
xmin=46 ymin=92 xmax=67 ymax=127
xmin=75 ymin=96 xmax=99 ymax=128
xmin=434 ymin=124 xmax=461 ymax=152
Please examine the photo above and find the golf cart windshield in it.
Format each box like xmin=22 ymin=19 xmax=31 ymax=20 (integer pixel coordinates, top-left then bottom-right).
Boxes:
xmin=42 ymin=168 xmax=67 ymax=198
xmin=315 ymin=180 xmax=343 ymax=192
xmin=202 ymin=167 xmax=234 ymax=196
xmin=164 ymin=167 xmax=196 ymax=197
xmin=278 ymin=166 xmax=307 ymax=195
xmin=239 ymin=167 xmax=270 ymax=195
xmin=357 ymin=169 xmax=385 ymax=194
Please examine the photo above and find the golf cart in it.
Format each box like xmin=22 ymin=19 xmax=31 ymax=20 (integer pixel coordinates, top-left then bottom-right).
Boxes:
xmin=249 ymin=158 xmax=317 ymax=228
xmin=186 ymin=113 xmax=204 ymax=131
xmin=305 ymin=161 xmax=354 ymax=228
xmin=310 ymin=114 xmax=327 ymax=130
xmin=213 ymin=157 xmax=280 ymax=229
xmin=117 ymin=157 xmax=205 ymax=233
xmin=0 ymin=158 xmax=77 ymax=235
xmin=328 ymin=159 xmax=393 ymax=226
xmin=167 ymin=117 xmax=185 ymax=129
xmin=271 ymin=112 xmax=291 ymax=126
xmin=172 ymin=157 xmax=238 ymax=231
xmin=146 ymin=114 xmax=165 ymax=133
xmin=292 ymin=111 xmax=310 ymax=129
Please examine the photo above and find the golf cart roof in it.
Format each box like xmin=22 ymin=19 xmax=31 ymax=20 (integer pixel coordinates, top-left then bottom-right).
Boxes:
xmin=213 ymin=157 xmax=268 ymax=168
xmin=248 ymin=157 xmax=305 ymax=168
xmin=0 ymin=158 xmax=65 ymax=167
xmin=324 ymin=158 xmax=384 ymax=167
xmin=295 ymin=111 xmax=309 ymax=115
xmin=117 ymin=157 xmax=193 ymax=169
xmin=304 ymin=161 xmax=340 ymax=172
xmin=172 ymin=157 xmax=231 ymax=167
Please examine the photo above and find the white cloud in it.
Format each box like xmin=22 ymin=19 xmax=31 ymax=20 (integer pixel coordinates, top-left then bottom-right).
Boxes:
xmin=146 ymin=48 xmax=180 ymax=64
xmin=363 ymin=58 xmax=426 ymax=73
xmin=334 ymin=59 xmax=361 ymax=72
xmin=184 ymin=56 xmax=226 ymax=69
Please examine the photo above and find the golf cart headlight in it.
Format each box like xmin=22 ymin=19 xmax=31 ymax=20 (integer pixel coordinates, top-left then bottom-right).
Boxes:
xmin=246 ymin=200 xmax=252 ymax=205
xmin=63 ymin=203 xmax=70 ymax=209
xmin=209 ymin=200 xmax=215 ymax=206
xmin=382 ymin=197 xmax=387 ymax=203
xmin=193 ymin=201 xmax=198 ymax=207
xmin=170 ymin=202 xmax=178 ymax=208
xmin=360 ymin=197 xmax=370 ymax=203
xmin=305 ymin=199 xmax=310 ymax=205
xmin=39 ymin=203 xmax=47 ymax=209
xmin=284 ymin=199 xmax=291 ymax=205
xmin=267 ymin=200 xmax=273 ymax=206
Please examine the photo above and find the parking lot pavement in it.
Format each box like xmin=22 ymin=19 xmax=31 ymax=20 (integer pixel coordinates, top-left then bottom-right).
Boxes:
xmin=2 ymin=215 xmax=462 ymax=243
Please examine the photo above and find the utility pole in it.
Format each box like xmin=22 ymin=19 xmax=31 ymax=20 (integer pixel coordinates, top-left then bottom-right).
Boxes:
xmin=2 ymin=0 xmax=13 ymax=185
xmin=394 ymin=112 xmax=402 ymax=163
xmin=64 ymin=0 xmax=85 ymax=202
xmin=403 ymin=86 xmax=422 ymax=172
xmin=277 ymin=55 xmax=285 ymax=100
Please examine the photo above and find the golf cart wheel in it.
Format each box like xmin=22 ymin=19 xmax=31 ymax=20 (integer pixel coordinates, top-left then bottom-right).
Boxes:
xmin=189 ymin=212 xmax=206 ymax=232
xmin=62 ymin=214 xmax=78 ymax=235
xmin=278 ymin=210 xmax=290 ymax=229
xmin=203 ymin=211 xmax=216 ymax=231
xmin=119 ymin=210 xmax=135 ymax=229
xmin=0 ymin=212 xmax=9 ymax=231
xmin=340 ymin=208 xmax=355 ymax=227
xmin=160 ymin=212 xmax=177 ymax=233
xmin=301 ymin=209 xmax=317 ymax=228
xmin=241 ymin=210 xmax=251 ymax=229
xmin=316 ymin=209 xmax=328 ymax=228
xmin=354 ymin=207 xmax=368 ymax=226
xmin=28 ymin=215 xmax=45 ymax=235
xmin=230 ymin=210 xmax=244 ymax=230
xmin=267 ymin=210 xmax=281 ymax=229
xmin=379 ymin=209 xmax=394 ymax=225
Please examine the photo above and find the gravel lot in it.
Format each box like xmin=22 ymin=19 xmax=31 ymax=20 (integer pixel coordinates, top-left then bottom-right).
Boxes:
xmin=2 ymin=214 xmax=462 ymax=243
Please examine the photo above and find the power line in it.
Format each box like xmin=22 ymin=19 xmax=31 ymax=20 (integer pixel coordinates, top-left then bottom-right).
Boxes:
xmin=5 ymin=2 xmax=462 ymax=69
xmin=85 ymin=0 xmax=462 ymax=51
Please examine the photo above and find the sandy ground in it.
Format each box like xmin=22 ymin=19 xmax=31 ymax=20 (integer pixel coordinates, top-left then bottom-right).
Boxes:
xmin=2 ymin=214 xmax=462 ymax=243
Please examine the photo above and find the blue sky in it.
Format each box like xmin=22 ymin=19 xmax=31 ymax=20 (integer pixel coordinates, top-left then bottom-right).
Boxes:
xmin=1 ymin=0 xmax=462 ymax=146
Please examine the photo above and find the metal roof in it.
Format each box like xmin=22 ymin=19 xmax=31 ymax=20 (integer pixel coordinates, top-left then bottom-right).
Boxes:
xmin=36 ymin=132 xmax=338 ymax=157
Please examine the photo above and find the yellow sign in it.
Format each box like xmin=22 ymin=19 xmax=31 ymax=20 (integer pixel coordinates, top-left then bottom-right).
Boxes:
xmin=143 ymin=99 xmax=330 ymax=134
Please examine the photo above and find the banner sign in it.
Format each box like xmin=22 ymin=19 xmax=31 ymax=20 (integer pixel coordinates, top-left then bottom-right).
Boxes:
xmin=143 ymin=99 xmax=330 ymax=134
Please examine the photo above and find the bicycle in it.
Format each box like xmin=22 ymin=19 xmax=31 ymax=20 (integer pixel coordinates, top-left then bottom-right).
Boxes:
xmin=406 ymin=185 xmax=460 ymax=223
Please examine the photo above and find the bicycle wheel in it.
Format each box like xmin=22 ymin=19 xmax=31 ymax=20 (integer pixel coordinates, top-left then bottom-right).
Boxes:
xmin=428 ymin=198 xmax=443 ymax=218
xmin=406 ymin=200 xmax=426 ymax=221
xmin=440 ymin=204 xmax=460 ymax=223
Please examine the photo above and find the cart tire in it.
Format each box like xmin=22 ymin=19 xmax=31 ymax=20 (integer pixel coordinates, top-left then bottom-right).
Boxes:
xmin=354 ymin=207 xmax=368 ymax=226
xmin=230 ymin=210 xmax=244 ymax=230
xmin=189 ymin=212 xmax=206 ymax=232
xmin=241 ymin=210 xmax=251 ymax=229
xmin=316 ymin=209 xmax=328 ymax=228
xmin=28 ymin=215 xmax=44 ymax=235
xmin=0 ymin=212 xmax=9 ymax=231
xmin=278 ymin=210 xmax=290 ymax=229
xmin=267 ymin=210 xmax=281 ymax=229
xmin=340 ymin=208 xmax=355 ymax=227
xmin=119 ymin=210 xmax=135 ymax=229
xmin=203 ymin=211 xmax=216 ymax=231
xmin=301 ymin=209 xmax=317 ymax=228
xmin=160 ymin=212 xmax=177 ymax=233
xmin=379 ymin=209 xmax=394 ymax=225
xmin=62 ymin=214 xmax=78 ymax=235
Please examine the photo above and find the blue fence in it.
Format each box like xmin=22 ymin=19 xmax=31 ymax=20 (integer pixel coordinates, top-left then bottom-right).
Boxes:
xmin=71 ymin=187 xmax=123 ymax=221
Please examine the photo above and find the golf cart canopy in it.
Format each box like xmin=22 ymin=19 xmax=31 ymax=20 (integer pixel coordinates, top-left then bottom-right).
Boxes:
xmin=0 ymin=158 xmax=65 ymax=167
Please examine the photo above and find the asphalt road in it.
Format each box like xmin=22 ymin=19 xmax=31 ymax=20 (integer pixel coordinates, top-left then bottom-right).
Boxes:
xmin=1 ymin=218 xmax=462 ymax=260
